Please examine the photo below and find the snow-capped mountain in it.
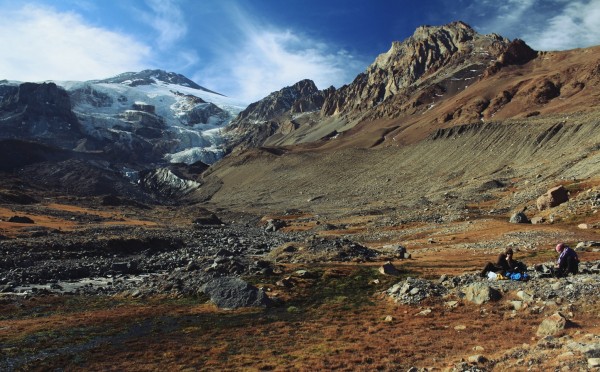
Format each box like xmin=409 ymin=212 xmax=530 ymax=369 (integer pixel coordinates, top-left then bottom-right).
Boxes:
xmin=0 ymin=70 xmax=249 ymax=202
xmin=60 ymin=69 xmax=247 ymax=164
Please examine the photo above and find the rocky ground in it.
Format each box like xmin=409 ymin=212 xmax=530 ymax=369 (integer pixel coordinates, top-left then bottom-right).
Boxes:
xmin=2 ymin=114 xmax=600 ymax=369
xmin=1 ymin=182 xmax=600 ymax=371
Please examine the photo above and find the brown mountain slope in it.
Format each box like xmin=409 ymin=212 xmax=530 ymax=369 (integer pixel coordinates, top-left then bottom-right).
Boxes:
xmin=198 ymin=110 xmax=600 ymax=221
xmin=375 ymin=45 xmax=600 ymax=146
xmin=198 ymin=22 xmax=600 ymax=219
xmin=281 ymin=44 xmax=600 ymax=151
xmin=227 ymin=22 xmax=599 ymax=152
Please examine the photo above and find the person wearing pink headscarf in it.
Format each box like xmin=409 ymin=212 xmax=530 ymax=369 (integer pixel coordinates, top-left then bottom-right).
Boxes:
xmin=555 ymin=243 xmax=579 ymax=277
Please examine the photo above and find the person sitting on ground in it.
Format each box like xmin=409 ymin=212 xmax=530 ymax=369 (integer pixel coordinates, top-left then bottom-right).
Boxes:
xmin=480 ymin=247 xmax=524 ymax=277
xmin=554 ymin=242 xmax=579 ymax=277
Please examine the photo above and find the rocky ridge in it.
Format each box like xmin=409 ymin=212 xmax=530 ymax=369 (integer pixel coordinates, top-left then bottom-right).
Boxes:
xmin=321 ymin=21 xmax=513 ymax=116
xmin=225 ymin=79 xmax=333 ymax=151
xmin=0 ymin=82 xmax=83 ymax=148
xmin=223 ymin=21 xmax=599 ymax=153
xmin=224 ymin=22 xmax=540 ymax=151
xmin=95 ymin=69 xmax=221 ymax=95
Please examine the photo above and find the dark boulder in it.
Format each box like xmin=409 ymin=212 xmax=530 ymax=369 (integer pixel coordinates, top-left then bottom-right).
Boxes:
xmin=537 ymin=185 xmax=569 ymax=211
xmin=201 ymin=277 xmax=272 ymax=309
xmin=193 ymin=209 xmax=223 ymax=225
xmin=8 ymin=215 xmax=34 ymax=224
xmin=509 ymin=212 xmax=530 ymax=224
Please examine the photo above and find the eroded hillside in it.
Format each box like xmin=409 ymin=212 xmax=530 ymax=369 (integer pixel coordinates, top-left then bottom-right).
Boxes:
xmin=203 ymin=111 xmax=600 ymax=222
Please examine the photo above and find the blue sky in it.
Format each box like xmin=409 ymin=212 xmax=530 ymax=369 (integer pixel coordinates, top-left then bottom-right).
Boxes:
xmin=1 ymin=0 xmax=599 ymax=102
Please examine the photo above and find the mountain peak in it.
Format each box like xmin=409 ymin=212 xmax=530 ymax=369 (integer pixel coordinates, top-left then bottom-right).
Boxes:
xmin=95 ymin=69 xmax=223 ymax=96
xmin=412 ymin=21 xmax=474 ymax=40
xmin=320 ymin=21 xmax=512 ymax=116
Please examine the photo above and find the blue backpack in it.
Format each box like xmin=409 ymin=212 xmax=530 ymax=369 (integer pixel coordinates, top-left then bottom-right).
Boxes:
xmin=508 ymin=272 xmax=529 ymax=281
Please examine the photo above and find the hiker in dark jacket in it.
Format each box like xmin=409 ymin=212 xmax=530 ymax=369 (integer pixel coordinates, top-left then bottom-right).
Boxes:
xmin=555 ymin=242 xmax=579 ymax=277
xmin=480 ymin=247 xmax=523 ymax=277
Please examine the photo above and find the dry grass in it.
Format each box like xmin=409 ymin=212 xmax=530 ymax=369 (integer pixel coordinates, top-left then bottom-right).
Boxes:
xmin=2 ymin=176 xmax=600 ymax=370
xmin=3 ymin=252 xmax=600 ymax=371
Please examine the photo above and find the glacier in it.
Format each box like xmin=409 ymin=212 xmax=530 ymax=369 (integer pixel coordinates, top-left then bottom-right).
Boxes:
xmin=56 ymin=74 xmax=247 ymax=165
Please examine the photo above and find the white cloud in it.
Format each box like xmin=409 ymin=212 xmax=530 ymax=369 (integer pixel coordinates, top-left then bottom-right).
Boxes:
xmin=198 ymin=14 xmax=367 ymax=102
xmin=524 ymin=0 xmax=600 ymax=50
xmin=141 ymin=0 xmax=187 ymax=49
xmin=471 ymin=0 xmax=600 ymax=51
xmin=0 ymin=4 xmax=152 ymax=82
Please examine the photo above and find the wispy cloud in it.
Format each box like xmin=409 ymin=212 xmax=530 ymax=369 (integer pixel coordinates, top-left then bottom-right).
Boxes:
xmin=470 ymin=0 xmax=600 ymax=51
xmin=523 ymin=0 xmax=600 ymax=50
xmin=197 ymin=7 xmax=368 ymax=102
xmin=141 ymin=0 xmax=187 ymax=49
xmin=0 ymin=4 xmax=151 ymax=82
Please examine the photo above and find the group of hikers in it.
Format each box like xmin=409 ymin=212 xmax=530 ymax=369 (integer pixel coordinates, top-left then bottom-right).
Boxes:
xmin=480 ymin=242 xmax=579 ymax=279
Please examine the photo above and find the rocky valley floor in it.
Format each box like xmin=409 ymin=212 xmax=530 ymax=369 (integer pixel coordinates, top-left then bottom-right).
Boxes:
xmin=2 ymin=180 xmax=600 ymax=371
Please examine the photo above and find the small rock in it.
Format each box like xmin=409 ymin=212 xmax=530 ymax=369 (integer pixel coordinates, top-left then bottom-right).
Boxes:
xmin=265 ymin=219 xmax=286 ymax=232
xmin=379 ymin=261 xmax=401 ymax=276
xmin=388 ymin=283 xmax=402 ymax=295
xmin=578 ymin=223 xmax=590 ymax=229
xmin=589 ymin=358 xmax=600 ymax=368
xmin=510 ymin=300 xmax=524 ymax=311
xmin=558 ymin=351 xmax=575 ymax=360
xmin=468 ymin=354 xmax=487 ymax=363
xmin=276 ymin=277 xmax=294 ymax=288
xmin=445 ymin=300 xmax=459 ymax=308
xmin=454 ymin=325 xmax=467 ymax=331
xmin=399 ymin=283 xmax=411 ymax=294
xmin=384 ymin=315 xmax=394 ymax=322
xmin=537 ymin=185 xmax=569 ymax=211
xmin=416 ymin=308 xmax=431 ymax=316
xmin=516 ymin=290 xmax=533 ymax=302
xmin=201 ymin=277 xmax=271 ymax=309
xmin=531 ymin=216 xmax=545 ymax=224
xmin=294 ymin=269 xmax=317 ymax=279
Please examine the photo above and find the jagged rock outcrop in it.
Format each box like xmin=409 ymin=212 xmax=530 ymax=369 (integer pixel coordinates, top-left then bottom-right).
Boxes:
xmin=0 ymin=82 xmax=83 ymax=148
xmin=233 ymin=79 xmax=320 ymax=123
xmin=139 ymin=167 xmax=202 ymax=199
xmin=321 ymin=22 xmax=511 ymax=117
xmin=225 ymin=79 xmax=333 ymax=150
xmin=224 ymin=22 xmax=546 ymax=151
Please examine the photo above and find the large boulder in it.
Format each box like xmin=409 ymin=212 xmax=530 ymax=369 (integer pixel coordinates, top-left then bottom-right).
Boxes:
xmin=8 ymin=215 xmax=34 ymax=224
xmin=192 ymin=208 xmax=223 ymax=226
xmin=509 ymin=212 xmax=530 ymax=224
xmin=379 ymin=261 xmax=401 ymax=276
xmin=201 ymin=277 xmax=272 ymax=309
xmin=464 ymin=283 xmax=501 ymax=304
xmin=536 ymin=185 xmax=569 ymax=211
xmin=536 ymin=312 xmax=570 ymax=337
xmin=265 ymin=219 xmax=286 ymax=232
